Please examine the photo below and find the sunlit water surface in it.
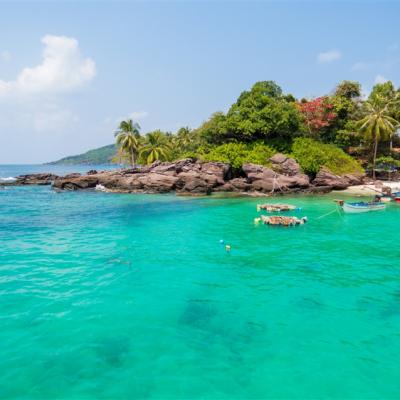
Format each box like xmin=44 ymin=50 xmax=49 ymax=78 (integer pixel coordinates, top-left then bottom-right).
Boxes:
xmin=1 ymin=166 xmax=400 ymax=399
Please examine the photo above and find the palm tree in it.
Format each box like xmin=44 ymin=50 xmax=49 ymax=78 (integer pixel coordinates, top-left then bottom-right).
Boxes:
xmin=356 ymin=97 xmax=399 ymax=179
xmin=114 ymin=119 xmax=141 ymax=167
xmin=140 ymin=130 xmax=171 ymax=164
xmin=176 ymin=127 xmax=192 ymax=149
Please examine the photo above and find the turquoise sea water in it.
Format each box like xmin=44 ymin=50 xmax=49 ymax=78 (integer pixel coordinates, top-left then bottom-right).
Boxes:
xmin=1 ymin=166 xmax=400 ymax=399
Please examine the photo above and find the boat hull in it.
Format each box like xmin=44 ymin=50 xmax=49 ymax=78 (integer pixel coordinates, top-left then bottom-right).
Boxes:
xmin=342 ymin=202 xmax=386 ymax=213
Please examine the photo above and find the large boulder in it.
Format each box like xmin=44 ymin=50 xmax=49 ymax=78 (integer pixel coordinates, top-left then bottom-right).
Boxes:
xmin=242 ymin=163 xmax=310 ymax=193
xmin=200 ymin=162 xmax=233 ymax=183
xmin=269 ymin=154 xmax=301 ymax=176
xmin=343 ymin=173 xmax=365 ymax=186
xmin=177 ymin=177 xmax=211 ymax=195
xmin=53 ymin=175 xmax=99 ymax=190
xmin=312 ymin=168 xmax=350 ymax=190
xmin=138 ymin=173 xmax=179 ymax=192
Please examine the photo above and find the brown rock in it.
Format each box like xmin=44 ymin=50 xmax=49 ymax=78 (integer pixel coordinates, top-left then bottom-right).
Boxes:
xmin=2 ymin=173 xmax=59 ymax=186
xmin=242 ymin=163 xmax=309 ymax=193
xmin=312 ymin=168 xmax=349 ymax=189
xmin=53 ymin=175 xmax=99 ymax=190
xmin=138 ymin=173 xmax=179 ymax=192
xmin=269 ymin=154 xmax=302 ymax=176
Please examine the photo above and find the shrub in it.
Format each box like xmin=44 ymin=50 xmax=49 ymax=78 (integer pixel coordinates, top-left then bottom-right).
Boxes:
xmin=375 ymin=156 xmax=400 ymax=169
xmin=291 ymin=137 xmax=363 ymax=175
xmin=200 ymin=142 xmax=275 ymax=169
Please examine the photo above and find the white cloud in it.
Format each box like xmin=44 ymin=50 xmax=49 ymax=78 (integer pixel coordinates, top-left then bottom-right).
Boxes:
xmin=317 ymin=50 xmax=342 ymax=63
xmin=1 ymin=50 xmax=11 ymax=62
xmin=0 ymin=34 xmax=96 ymax=98
xmin=351 ymin=61 xmax=369 ymax=71
xmin=374 ymin=74 xmax=388 ymax=84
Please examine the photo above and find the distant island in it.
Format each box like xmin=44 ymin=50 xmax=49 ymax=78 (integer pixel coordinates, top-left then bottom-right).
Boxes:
xmin=47 ymin=144 xmax=116 ymax=165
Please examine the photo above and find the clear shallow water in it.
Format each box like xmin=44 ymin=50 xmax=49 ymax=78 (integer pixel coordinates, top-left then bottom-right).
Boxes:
xmin=1 ymin=170 xmax=400 ymax=399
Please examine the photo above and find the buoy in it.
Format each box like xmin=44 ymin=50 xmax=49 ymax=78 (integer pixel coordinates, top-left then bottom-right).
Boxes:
xmin=219 ymin=239 xmax=224 ymax=244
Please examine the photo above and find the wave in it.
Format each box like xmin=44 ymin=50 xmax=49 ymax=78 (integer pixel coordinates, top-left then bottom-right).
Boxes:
xmin=0 ymin=177 xmax=16 ymax=182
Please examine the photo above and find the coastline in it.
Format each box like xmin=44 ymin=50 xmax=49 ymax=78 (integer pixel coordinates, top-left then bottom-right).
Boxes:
xmin=1 ymin=155 xmax=367 ymax=197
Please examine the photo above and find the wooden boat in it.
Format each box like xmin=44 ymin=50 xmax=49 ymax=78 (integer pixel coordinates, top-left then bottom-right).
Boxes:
xmin=257 ymin=203 xmax=299 ymax=212
xmin=255 ymin=215 xmax=307 ymax=226
xmin=342 ymin=202 xmax=386 ymax=213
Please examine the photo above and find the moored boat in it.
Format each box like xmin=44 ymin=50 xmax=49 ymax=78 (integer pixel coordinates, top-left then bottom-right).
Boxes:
xmin=255 ymin=215 xmax=308 ymax=226
xmin=257 ymin=203 xmax=299 ymax=212
xmin=342 ymin=202 xmax=386 ymax=213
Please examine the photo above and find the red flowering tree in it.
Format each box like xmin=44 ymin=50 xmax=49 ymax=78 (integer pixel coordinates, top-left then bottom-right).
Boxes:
xmin=297 ymin=97 xmax=336 ymax=137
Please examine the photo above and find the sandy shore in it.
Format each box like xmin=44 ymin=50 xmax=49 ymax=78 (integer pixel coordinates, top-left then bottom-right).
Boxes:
xmin=338 ymin=181 xmax=400 ymax=196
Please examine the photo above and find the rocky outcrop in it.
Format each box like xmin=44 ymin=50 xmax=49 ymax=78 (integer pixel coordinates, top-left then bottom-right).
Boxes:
xmin=242 ymin=163 xmax=310 ymax=192
xmin=6 ymin=157 xmax=363 ymax=195
xmin=0 ymin=173 xmax=59 ymax=186
xmin=52 ymin=160 xmax=232 ymax=195
xmin=312 ymin=168 xmax=365 ymax=189
xmin=269 ymin=153 xmax=302 ymax=176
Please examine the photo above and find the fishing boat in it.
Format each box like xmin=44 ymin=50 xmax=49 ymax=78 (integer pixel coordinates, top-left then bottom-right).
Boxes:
xmin=255 ymin=215 xmax=307 ymax=226
xmin=341 ymin=201 xmax=386 ymax=213
xmin=257 ymin=203 xmax=299 ymax=212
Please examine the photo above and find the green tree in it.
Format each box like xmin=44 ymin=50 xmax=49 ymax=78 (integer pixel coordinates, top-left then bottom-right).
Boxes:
xmin=328 ymin=81 xmax=363 ymax=145
xmin=334 ymin=80 xmax=361 ymax=99
xmin=140 ymin=130 xmax=171 ymax=164
xmin=225 ymin=81 xmax=301 ymax=143
xmin=197 ymin=82 xmax=301 ymax=145
xmin=114 ymin=119 xmax=141 ymax=166
xmin=369 ymin=81 xmax=400 ymax=150
xmin=356 ymin=99 xmax=399 ymax=178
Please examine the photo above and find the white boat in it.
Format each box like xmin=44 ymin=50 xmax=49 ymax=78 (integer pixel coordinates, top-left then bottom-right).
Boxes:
xmin=342 ymin=202 xmax=386 ymax=213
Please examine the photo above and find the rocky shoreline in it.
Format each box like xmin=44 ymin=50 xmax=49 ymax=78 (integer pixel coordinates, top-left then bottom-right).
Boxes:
xmin=1 ymin=155 xmax=365 ymax=195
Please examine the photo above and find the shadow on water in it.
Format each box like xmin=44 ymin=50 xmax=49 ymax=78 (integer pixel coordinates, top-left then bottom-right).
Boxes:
xmin=177 ymin=297 xmax=270 ymax=393
xmin=179 ymin=298 xmax=267 ymax=359
xmin=94 ymin=336 xmax=131 ymax=366
xmin=179 ymin=299 xmax=218 ymax=329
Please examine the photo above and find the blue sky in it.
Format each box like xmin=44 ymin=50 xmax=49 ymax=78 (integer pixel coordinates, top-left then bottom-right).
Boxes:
xmin=0 ymin=0 xmax=399 ymax=163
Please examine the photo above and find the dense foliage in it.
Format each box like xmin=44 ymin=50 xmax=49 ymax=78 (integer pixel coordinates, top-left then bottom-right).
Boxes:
xmin=54 ymin=79 xmax=400 ymax=178
xmin=196 ymin=81 xmax=301 ymax=145
xmin=200 ymin=142 xmax=275 ymax=169
xmin=291 ymin=138 xmax=363 ymax=176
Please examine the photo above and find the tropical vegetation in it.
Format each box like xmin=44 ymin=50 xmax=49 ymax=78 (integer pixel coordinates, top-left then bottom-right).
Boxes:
xmin=55 ymin=79 xmax=400 ymax=178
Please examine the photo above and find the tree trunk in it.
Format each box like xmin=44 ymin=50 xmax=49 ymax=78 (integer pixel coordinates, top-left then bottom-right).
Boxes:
xmin=372 ymin=135 xmax=378 ymax=180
